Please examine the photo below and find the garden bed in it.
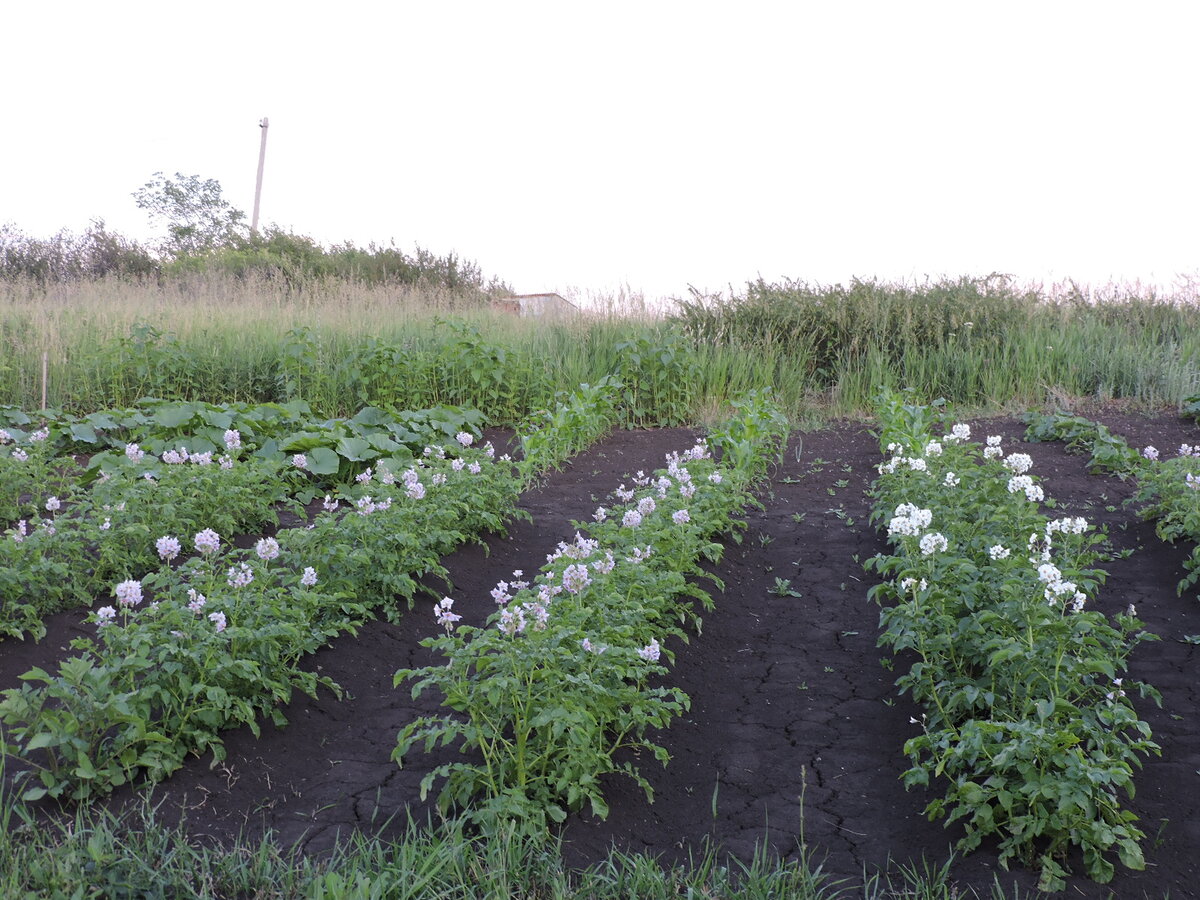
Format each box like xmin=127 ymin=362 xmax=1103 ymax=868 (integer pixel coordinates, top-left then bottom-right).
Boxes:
xmin=2 ymin=412 xmax=1198 ymax=896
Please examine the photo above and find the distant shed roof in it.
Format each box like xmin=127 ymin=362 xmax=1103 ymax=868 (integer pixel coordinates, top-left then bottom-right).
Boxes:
xmin=494 ymin=293 xmax=578 ymax=317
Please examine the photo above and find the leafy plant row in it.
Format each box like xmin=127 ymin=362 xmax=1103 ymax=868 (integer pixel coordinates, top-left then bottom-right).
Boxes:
xmin=865 ymin=391 xmax=1160 ymax=891
xmin=0 ymin=379 xmax=617 ymax=642
xmin=1024 ymin=410 xmax=1200 ymax=599
xmin=0 ymin=440 xmax=520 ymax=801
xmin=0 ymin=396 xmax=483 ymax=489
xmin=394 ymin=390 xmax=789 ymax=833
xmin=0 ymin=435 xmax=296 ymax=640
xmin=0 ymin=382 xmax=624 ymax=800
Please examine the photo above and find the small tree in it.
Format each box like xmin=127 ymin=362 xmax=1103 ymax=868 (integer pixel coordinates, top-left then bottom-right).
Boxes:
xmin=132 ymin=172 xmax=247 ymax=257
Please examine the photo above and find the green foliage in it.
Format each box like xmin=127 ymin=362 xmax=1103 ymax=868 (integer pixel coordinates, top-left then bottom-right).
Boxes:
xmin=0 ymin=220 xmax=158 ymax=282
xmin=1183 ymin=391 xmax=1200 ymax=422
xmin=675 ymin=276 xmax=1200 ymax=411
xmin=1022 ymin=409 xmax=1200 ymax=597
xmin=0 ymin=787 xmax=868 ymax=900
xmin=1021 ymin=411 xmax=1143 ymax=478
xmin=132 ymin=172 xmax=248 ymax=258
xmin=0 ymin=382 xmax=629 ymax=798
xmin=395 ymin=393 xmax=784 ymax=834
xmin=706 ymin=389 xmax=790 ymax=479
xmin=867 ymin=396 xmax=1160 ymax=889
xmin=1135 ymin=451 xmax=1200 ymax=596
xmin=517 ymin=377 xmax=620 ymax=481
xmin=0 ymin=426 xmax=77 ymax=523
xmin=0 ymin=440 xmax=298 ymax=641
xmin=0 ymin=439 xmax=525 ymax=799
xmin=168 ymin=227 xmax=503 ymax=293
xmin=613 ymin=331 xmax=701 ymax=427
xmin=5 ymin=264 xmax=1199 ymax=421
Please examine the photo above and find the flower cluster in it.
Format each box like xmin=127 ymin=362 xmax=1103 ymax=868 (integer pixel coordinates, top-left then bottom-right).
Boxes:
xmin=919 ymin=532 xmax=949 ymax=556
xmin=637 ymin=638 xmax=662 ymax=662
xmin=887 ymin=503 xmax=933 ymax=537
xmin=156 ymin=535 xmax=181 ymax=561
xmin=186 ymin=589 xmax=207 ymax=613
xmin=194 ymin=528 xmax=221 ymax=555
xmin=227 ymin=562 xmax=255 ymax=588
xmin=255 ymin=537 xmax=280 ymax=561
xmin=435 ymin=596 xmax=461 ymax=631
xmin=945 ymin=423 xmax=971 ymax=443
xmin=561 ymin=563 xmax=591 ymax=595
xmin=114 ymin=579 xmax=143 ymax=607
xmin=1006 ymin=474 xmax=1045 ymax=502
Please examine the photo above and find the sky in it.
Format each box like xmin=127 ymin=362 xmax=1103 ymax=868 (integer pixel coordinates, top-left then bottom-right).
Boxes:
xmin=3 ymin=1 xmax=1197 ymax=303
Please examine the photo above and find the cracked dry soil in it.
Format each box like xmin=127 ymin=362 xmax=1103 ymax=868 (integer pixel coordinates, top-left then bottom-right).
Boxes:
xmin=2 ymin=413 xmax=1198 ymax=898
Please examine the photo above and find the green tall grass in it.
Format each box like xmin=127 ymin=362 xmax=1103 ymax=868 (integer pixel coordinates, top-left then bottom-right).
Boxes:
xmin=0 ymin=780 xmax=1026 ymax=899
xmin=3 ymin=272 xmax=1198 ymax=424
xmin=677 ymin=276 xmax=1200 ymax=414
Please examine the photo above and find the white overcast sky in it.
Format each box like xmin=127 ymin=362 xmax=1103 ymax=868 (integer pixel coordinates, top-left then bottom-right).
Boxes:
xmin=3 ymin=1 xmax=1197 ymax=301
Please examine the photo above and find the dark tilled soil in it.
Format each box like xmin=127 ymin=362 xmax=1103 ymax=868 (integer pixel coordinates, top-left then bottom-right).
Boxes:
xmin=2 ymin=413 xmax=1199 ymax=898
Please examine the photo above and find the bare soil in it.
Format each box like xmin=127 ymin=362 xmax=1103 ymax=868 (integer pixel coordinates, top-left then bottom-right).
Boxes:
xmin=3 ymin=412 xmax=1198 ymax=898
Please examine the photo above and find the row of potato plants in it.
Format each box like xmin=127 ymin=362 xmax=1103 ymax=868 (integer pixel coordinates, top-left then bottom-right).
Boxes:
xmin=864 ymin=391 xmax=1160 ymax=891
xmin=0 ymin=434 xmax=298 ymax=640
xmin=0 ymin=383 xmax=622 ymax=802
xmin=0 ymin=391 xmax=568 ymax=642
xmin=393 ymin=390 xmax=789 ymax=834
xmin=0 ymin=398 xmax=484 ymax=508
xmin=1024 ymin=410 xmax=1200 ymax=602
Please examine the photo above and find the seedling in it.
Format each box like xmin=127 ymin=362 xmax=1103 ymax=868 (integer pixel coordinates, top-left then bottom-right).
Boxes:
xmin=770 ymin=577 xmax=802 ymax=598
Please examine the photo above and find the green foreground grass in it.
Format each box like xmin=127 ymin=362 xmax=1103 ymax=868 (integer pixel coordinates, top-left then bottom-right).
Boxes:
xmin=0 ymin=779 xmax=1028 ymax=900
xmin=2 ymin=274 xmax=1198 ymax=423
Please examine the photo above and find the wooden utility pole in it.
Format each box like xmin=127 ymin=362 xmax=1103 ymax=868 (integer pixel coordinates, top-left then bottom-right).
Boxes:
xmin=251 ymin=117 xmax=269 ymax=233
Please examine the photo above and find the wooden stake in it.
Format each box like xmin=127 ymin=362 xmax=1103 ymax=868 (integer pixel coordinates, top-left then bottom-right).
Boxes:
xmin=41 ymin=352 xmax=48 ymax=410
